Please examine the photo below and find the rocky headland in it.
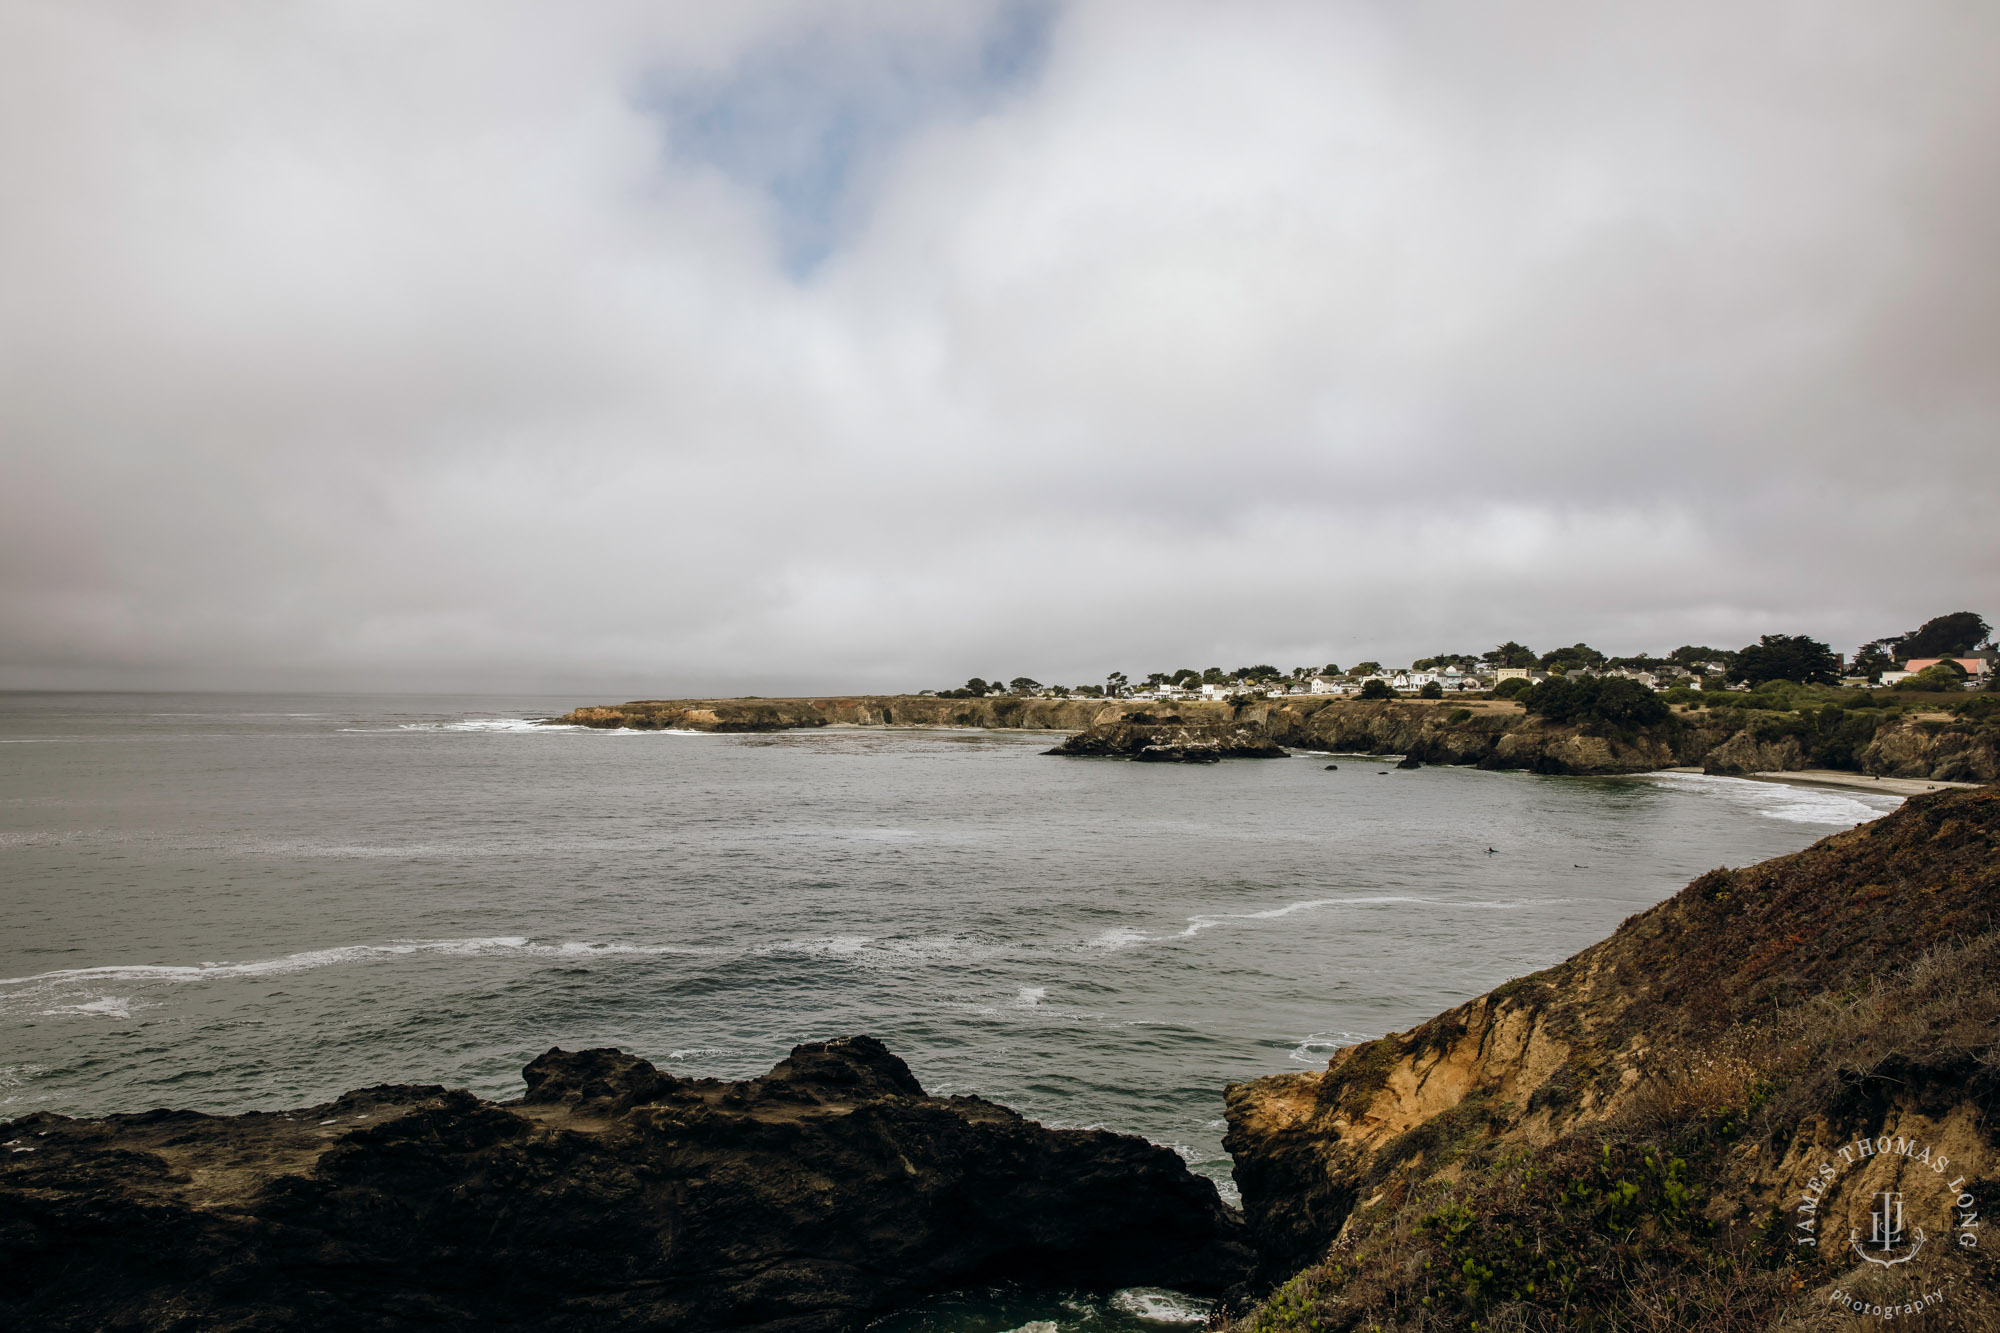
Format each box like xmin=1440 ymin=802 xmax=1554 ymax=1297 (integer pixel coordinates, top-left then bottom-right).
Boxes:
xmin=0 ymin=1037 xmax=1251 ymax=1332
xmin=557 ymin=696 xmax=1125 ymax=734
xmin=1219 ymin=785 xmax=2000 ymax=1330
xmin=559 ymin=694 xmax=1999 ymax=780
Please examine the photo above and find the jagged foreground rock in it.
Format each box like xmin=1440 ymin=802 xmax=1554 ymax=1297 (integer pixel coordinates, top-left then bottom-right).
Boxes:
xmin=0 ymin=1037 xmax=1251 ymax=1331
xmin=1220 ymin=786 xmax=2000 ymax=1331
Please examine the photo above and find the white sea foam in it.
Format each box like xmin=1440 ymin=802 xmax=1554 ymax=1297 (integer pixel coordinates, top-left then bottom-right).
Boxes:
xmin=0 ymin=936 xmax=536 ymax=991
xmin=1643 ymin=771 xmax=1899 ymax=827
xmin=1014 ymin=986 xmax=1047 ymax=1007
xmin=998 ymin=1323 xmax=1058 ymax=1333
xmin=1290 ymin=1030 xmax=1381 ymax=1063
xmin=40 ymin=997 xmax=134 ymax=1020
xmin=394 ymin=718 xmax=572 ymax=733
xmin=1085 ymin=927 xmax=1148 ymax=950
xmin=1109 ymin=1287 xmax=1215 ymax=1323
xmin=1179 ymin=895 xmax=1424 ymax=937
xmin=755 ymin=935 xmax=1020 ymax=970
xmin=554 ymin=941 xmax=713 ymax=957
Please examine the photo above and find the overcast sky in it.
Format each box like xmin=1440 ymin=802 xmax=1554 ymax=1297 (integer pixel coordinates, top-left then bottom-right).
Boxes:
xmin=2 ymin=1 xmax=1995 ymax=695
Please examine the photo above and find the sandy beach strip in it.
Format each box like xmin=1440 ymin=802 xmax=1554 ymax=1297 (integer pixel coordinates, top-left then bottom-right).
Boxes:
xmin=1747 ymin=769 xmax=1984 ymax=797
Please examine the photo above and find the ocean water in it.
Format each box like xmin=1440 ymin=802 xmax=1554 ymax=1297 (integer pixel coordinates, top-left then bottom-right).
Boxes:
xmin=0 ymin=693 xmax=1903 ymax=1329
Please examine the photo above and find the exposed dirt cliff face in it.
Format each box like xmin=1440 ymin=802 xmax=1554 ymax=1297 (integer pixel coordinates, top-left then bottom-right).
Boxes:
xmin=0 ymin=1037 xmax=1251 ymax=1332
xmin=1220 ymin=787 xmax=2000 ymax=1331
xmin=557 ymin=694 xmax=1997 ymax=783
xmin=1859 ymin=716 xmax=2000 ymax=783
xmin=1262 ymin=700 xmax=1730 ymax=774
xmin=558 ymin=696 xmax=1128 ymax=732
xmin=1045 ymin=699 xmax=1731 ymax=775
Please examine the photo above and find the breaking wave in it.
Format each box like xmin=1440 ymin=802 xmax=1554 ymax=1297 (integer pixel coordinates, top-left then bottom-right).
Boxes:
xmin=1642 ymin=771 xmax=1900 ymax=827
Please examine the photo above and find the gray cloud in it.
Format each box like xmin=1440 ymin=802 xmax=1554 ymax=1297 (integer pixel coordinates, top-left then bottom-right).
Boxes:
xmin=1 ymin=0 xmax=1995 ymax=693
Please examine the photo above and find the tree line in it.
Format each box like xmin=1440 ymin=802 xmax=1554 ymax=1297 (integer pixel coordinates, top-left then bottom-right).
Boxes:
xmin=931 ymin=611 xmax=1993 ymax=700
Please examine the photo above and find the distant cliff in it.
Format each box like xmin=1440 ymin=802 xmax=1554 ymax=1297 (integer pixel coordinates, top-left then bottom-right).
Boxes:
xmin=554 ymin=695 xmax=2000 ymax=781
xmin=557 ymin=695 xmax=1128 ymax=732
xmin=1219 ymin=786 xmax=2000 ymax=1329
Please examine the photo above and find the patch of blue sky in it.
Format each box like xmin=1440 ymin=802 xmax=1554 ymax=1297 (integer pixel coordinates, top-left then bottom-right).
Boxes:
xmin=642 ymin=1 xmax=1056 ymax=278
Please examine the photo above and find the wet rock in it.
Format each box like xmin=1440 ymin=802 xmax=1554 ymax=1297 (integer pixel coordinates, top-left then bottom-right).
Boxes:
xmin=1046 ymin=721 xmax=1286 ymax=760
xmin=1135 ymin=744 xmax=1225 ymax=763
xmin=0 ymin=1037 xmax=1253 ymax=1332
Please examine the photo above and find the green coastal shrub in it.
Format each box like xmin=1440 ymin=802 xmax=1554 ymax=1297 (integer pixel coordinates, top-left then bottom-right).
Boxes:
xmin=1522 ymin=676 xmax=1669 ymax=729
xmin=1359 ymin=679 xmax=1396 ymax=701
xmin=1492 ymin=677 xmax=1533 ymax=700
xmin=1418 ymin=681 xmax=1444 ymax=699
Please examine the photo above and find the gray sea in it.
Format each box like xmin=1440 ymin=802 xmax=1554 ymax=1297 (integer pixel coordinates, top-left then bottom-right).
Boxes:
xmin=0 ymin=693 xmax=1903 ymax=1329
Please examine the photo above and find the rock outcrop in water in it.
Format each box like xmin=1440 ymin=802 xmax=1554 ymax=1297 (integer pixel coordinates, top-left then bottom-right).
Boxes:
xmin=0 ymin=1036 xmax=1252 ymax=1332
xmin=1043 ymin=711 xmax=1288 ymax=761
xmin=1217 ymin=786 xmax=2000 ymax=1330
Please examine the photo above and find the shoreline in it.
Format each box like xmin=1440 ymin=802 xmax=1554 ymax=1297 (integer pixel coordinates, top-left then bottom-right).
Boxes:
xmin=1744 ymin=767 xmax=1982 ymax=797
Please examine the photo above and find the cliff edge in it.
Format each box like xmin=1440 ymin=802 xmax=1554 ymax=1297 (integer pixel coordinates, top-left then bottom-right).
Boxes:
xmin=558 ymin=694 xmax=1998 ymax=780
xmin=1221 ymin=786 xmax=2000 ymax=1330
xmin=0 ymin=1037 xmax=1251 ymax=1332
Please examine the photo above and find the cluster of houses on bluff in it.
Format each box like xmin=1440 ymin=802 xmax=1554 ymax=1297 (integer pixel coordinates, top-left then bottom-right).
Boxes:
xmin=922 ymin=645 xmax=1995 ymax=703
xmin=1146 ymin=655 xmax=1991 ymax=699
xmin=1144 ymin=662 xmax=1703 ymax=700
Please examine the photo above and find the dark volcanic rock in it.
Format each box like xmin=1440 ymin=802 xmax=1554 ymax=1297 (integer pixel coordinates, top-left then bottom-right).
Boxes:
xmin=0 ymin=1036 xmax=1252 ymax=1332
xmin=1046 ymin=720 xmax=1287 ymax=760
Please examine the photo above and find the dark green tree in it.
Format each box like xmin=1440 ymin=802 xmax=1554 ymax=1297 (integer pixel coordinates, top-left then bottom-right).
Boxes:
xmin=1891 ymin=612 xmax=1991 ymax=659
xmin=1349 ymin=661 xmax=1383 ymax=678
xmin=1418 ymin=681 xmax=1444 ymax=699
xmin=1729 ymin=635 xmax=1839 ymax=686
xmin=1483 ymin=642 xmax=1537 ymax=670
xmin=1359 ymin=679 xmax=1396 ymax=700
xmin=1538 ymin=643 xmax=1607 ymax=672
xmin=1008 ymin=677 xmax=1041 ymax=696
xmin=1522 ymin=676 xmax=1668 ymax=728
xmin=1492 ymin=677 xmax=1533 ymax=700
xmin=1170 ymin=668 xmax=1201 ymax=687
xmin=1668 ymin=645 xmax=1732 ymax=668
xmin=1105 ymin=671 xmax=1129 ymax=697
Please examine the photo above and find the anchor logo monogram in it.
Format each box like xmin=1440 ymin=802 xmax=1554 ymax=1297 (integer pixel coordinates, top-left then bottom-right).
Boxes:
xmin=1852 ymin=1190 xmax=1925 ymax=1267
